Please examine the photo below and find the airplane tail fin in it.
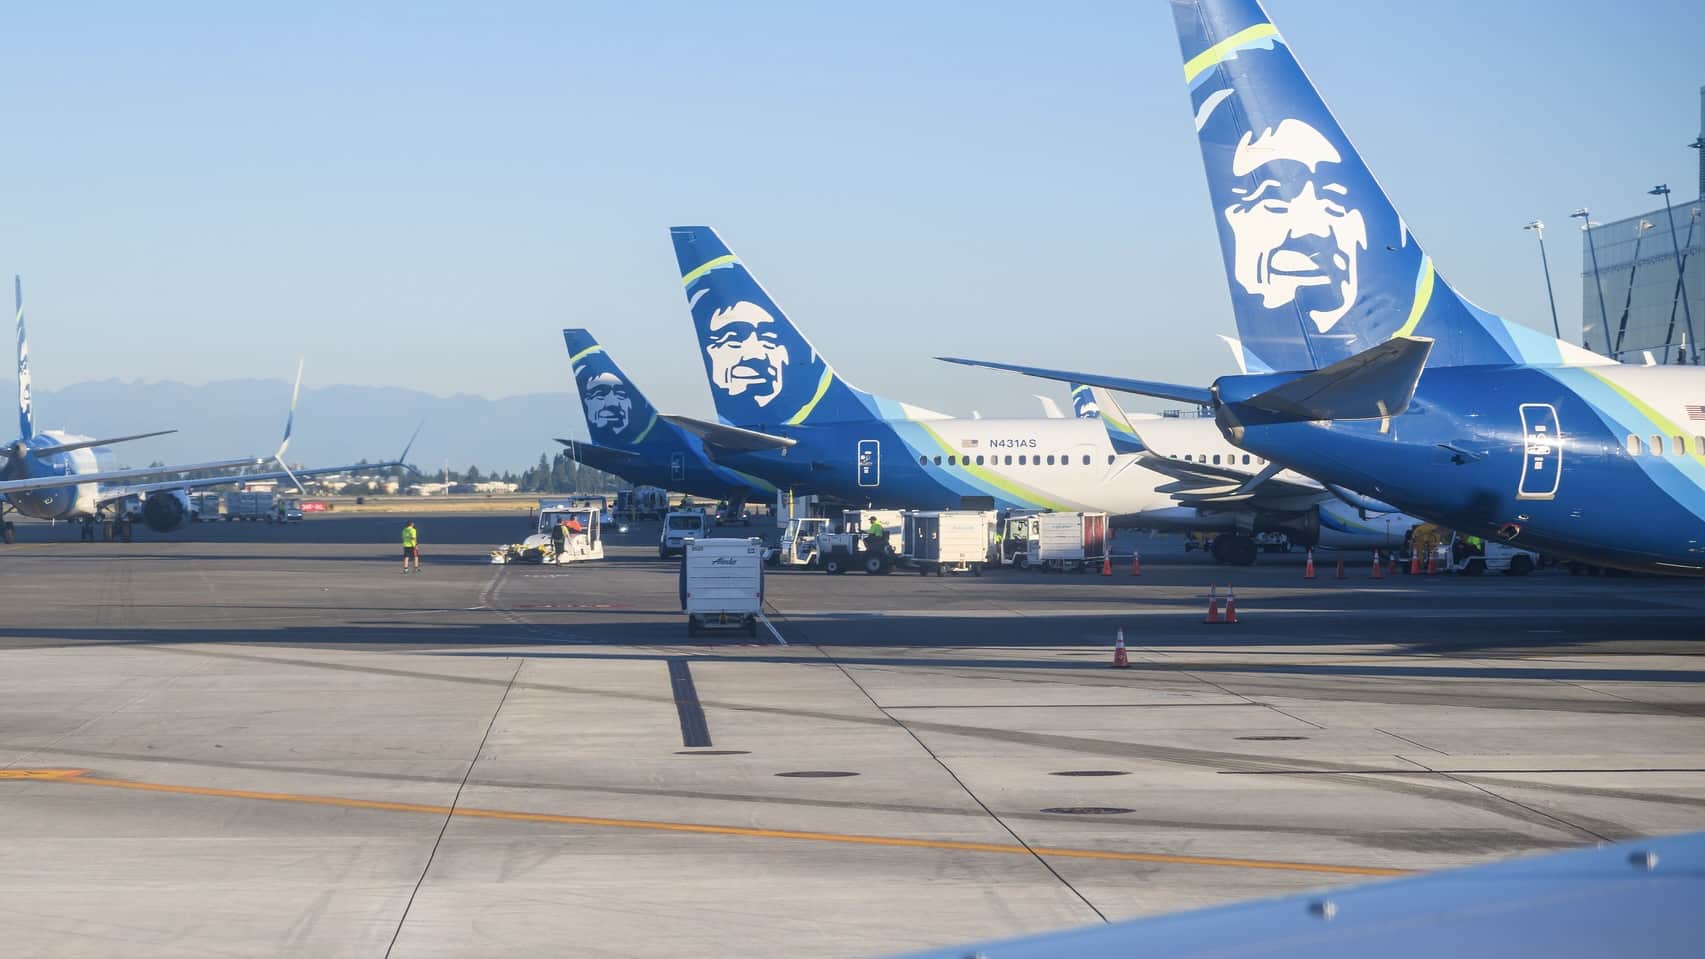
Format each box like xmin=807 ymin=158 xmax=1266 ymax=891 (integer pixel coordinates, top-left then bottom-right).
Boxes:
xmin=563 ymin=329 xmax=666 ymax=449
xmin=670 ymin=226 xmax=875 ymax=430
xmin=1174 ymin=0 xmax=1608 ymax=371
xmin=16 ymin=276 xmax=33 ymax=439
xmin=1068 ymin=384 xmax=1099 ymax=419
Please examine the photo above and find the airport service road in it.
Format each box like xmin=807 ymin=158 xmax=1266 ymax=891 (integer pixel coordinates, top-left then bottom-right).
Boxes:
xmin=0 ymin=514 xmax=1701 ymax=958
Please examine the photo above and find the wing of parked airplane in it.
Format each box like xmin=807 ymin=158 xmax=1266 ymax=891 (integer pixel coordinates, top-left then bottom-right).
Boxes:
xmin=0 ymin=455 xmax=274 ymax=498
xmin=886 ymin=831 xmax=1704 ymax=959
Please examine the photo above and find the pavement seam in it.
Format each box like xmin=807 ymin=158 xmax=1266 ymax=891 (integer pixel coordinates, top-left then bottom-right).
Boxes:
xmin=803 ymin=638 xmax=1111 ymax=925
xmin=383 ymin=658 xmax=522 ymax=959
xmin=1389 ymin=754 xmax=1622 ymax=844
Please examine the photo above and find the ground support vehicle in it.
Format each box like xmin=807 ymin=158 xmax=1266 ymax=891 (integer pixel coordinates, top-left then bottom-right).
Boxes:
xmin=223 ymin=491 xmax=276 ymax=522
xmin=191 ymin=492 xmax=222 ymax=521
xmin=766 ymin=515 xmax=829 ymax=568
xmin=490 ymin=500 xmax=605 ymax=565
xmin=817 ymin=509 xmax=904 ymax=575
xmin=903 ymin=510 xmax=994 ymax=576
xmin=1000 ymin=511 xmax=1108 ymax=572
xmin=659 ymin=509 xmax=707 ymax=559
xmin=1436 ymin=532 xmax=1538 ymax=577
xmin=680 ymin=537 xmax=764 ymax=637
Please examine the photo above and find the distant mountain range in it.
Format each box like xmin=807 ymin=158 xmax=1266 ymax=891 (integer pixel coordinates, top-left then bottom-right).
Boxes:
xmin=32 ymin=379 xmax=586 ymax=476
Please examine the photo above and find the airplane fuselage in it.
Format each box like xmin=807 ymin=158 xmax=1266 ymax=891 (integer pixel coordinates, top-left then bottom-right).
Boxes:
xmin=2 ymin=431 xmax=105 ymax=520
xmin=1221 ymin=364 xmax=1705 ymax=574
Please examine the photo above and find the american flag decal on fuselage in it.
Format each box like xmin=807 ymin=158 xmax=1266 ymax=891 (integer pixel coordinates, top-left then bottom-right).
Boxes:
xmin=1686 ymin=405 xmax=1705 ymax=421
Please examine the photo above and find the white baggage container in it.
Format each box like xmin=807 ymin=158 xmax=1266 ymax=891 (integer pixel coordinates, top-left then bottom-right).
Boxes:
xmin=680 ymin=537 xmax=765 ymax=637
xmin=901 ymin=510 xmax=994 ymax=576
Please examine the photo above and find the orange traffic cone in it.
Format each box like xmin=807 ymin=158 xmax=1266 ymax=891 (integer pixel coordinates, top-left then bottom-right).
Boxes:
xmin=1101 ymin=552 xmax=1112 ymax=576
xmin=1335 ymin=559 xmax=1346 ymax=579
xmin=1130 ymin=548 xmax=1142 ymax=577
xmin=1426 ymin=551 xmax=1437 ymax=576
xmin=1388 ymin=555 xmax=1399 ymax=576
xmin=1372 ymin=550 xmax=1384 ymax=580
xmin=1409 ymin=552 xmax=1421 ymax=576
xmin=1204 ymin=585 xmax=1223 ymax=624
xmin=1304 ymin=549 xmax=1316 ymax=579
xmin=1111 ymin=628 xmax=1130 ymax=668
xmin=1223 ymin=585 xmax=1239 ymax=624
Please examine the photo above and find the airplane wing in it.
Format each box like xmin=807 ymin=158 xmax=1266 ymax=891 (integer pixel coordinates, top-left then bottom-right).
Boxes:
xmin=93 ymin=458 xmax=405 ymax=507
xmin=937 ymin=356 xmax=1214 ymax=407
xmin=0 ymin=456 xmax=271 ymax=498
xmin=1139 ymin=452 xmax=1326 ymax=510
xmin=887 ymin=831 xmax=1704 ymax=959
xmin=660 ymin=414 xmax=797 ymax=452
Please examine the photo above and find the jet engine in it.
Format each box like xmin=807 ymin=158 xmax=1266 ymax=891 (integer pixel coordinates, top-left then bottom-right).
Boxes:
xmin=142 ymin=490 xmax=191 ymax=532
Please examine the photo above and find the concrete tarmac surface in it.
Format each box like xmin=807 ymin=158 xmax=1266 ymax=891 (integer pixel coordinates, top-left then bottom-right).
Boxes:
xmin=1 ymin=514 xmax=1701 ymax=957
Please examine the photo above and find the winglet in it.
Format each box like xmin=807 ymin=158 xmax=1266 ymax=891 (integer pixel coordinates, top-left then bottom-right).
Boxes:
xmin=271 ymin=359 xmax=308 ymax=493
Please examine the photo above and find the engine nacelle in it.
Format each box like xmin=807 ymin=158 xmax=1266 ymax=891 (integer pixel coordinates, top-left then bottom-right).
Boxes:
xmin=142 ymin=490 xmax=191 ymax=532
xmin=1260 ymin=506 xmax=1321 ymax=547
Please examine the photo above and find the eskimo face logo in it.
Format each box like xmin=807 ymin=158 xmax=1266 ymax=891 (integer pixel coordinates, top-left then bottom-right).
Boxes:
xmin=581 ymin=371 xmax=633 ymax=441
xmin=1224 ymin=118 xmax=1367 ymax=333
xmin=704 ymin=300 xmax=788 ymax=407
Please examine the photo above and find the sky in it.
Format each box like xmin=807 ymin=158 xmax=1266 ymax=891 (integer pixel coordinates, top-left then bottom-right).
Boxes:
xmin=1 ymin=0 xmax=1701 ymax=424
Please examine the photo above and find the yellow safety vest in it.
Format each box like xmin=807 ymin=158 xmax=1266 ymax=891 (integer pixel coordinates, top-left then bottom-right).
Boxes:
xmin=402 ymin=526 xmax=418 ymax=548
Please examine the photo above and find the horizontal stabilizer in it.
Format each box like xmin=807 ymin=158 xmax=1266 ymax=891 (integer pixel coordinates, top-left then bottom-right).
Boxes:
xmin=660 ymin=414 xmax=797 ymax=452
xmin=1237 ymin=337 xmax=1432 ymax=421
xmin=555 ymin=438 xmax=639 ymax=460
xmin=937 ymin=357 xmax=1213 ymax=407
xmin=13 ymin=429 xmax=178 ymax=459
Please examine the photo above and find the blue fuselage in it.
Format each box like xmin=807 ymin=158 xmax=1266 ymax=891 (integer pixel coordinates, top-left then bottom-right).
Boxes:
xmin=1222 ymin=364 xmax=1705 ymax=574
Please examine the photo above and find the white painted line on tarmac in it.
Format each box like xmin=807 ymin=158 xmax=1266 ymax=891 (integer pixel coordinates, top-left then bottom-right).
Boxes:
xmin=756 ymin=612 xmax=787 ymax=646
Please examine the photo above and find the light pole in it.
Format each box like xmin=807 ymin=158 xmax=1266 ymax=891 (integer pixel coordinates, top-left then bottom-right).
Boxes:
xmin=1523 ymin=220 xmax=1562 ymax=339
xmin=1650 ymin=185 xmax=1698 ymax=364
xmin=1572 ymin=208 xmax=1614 ymax=354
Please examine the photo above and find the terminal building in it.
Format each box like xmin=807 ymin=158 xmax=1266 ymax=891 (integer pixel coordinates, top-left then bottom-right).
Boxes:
xmin=1577 ymin=87 xmax=1704 ymax=364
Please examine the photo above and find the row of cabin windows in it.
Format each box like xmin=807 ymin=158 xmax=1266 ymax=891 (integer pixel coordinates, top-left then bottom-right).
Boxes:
xmin=919 ymin=453 xmax=1111 ymax=467
xmin=1627 ymin=434 xmax=1705 ymax=458
xmin=1170 ymin=452 xmax=1266 ymax=466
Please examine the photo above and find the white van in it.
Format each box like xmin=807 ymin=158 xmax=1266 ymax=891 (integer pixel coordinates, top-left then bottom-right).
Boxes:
xmin=660 ymin=510 xmax=707 ymax=559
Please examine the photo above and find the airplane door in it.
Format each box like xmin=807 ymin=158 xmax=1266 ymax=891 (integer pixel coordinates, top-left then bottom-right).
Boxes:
xmin=1517 ymin=403 xmax=1561 ymax=500
xmin=670 ymin=452 xmax=685 ymax=482
xmin=857 ymin=440 xmax=880 ymax=488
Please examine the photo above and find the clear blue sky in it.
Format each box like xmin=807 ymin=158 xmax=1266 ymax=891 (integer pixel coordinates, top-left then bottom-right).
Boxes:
xmin=1 ymin=1 xmax=1700 ymax=421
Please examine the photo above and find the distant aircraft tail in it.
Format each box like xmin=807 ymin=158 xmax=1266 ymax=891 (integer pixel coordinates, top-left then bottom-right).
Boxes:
xmin=15 ymin=276 xmax=33 ymax=439
xmin=1173 ymin=0 xmax=1608 ymax=371
xmin=670 ymin=226 xmax=883 ymax=430
xmin=563 ymin=330 xmax=666 ymax=450
xmin=1068 ymin=384 xmax=1099 ymax=419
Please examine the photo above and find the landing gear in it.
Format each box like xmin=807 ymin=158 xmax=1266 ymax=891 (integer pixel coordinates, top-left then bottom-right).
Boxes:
xmin=1211 ymin=534 xmax=1259 ymax=567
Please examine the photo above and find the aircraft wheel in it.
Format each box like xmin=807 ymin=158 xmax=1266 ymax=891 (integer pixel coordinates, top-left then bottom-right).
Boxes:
xmin=102 ymin=520 xmax=115 ymax=543
xmin=119 ymin=522 xmax=133 ymax=543
xmin=1 ymin=522 xmax=13 ymax=545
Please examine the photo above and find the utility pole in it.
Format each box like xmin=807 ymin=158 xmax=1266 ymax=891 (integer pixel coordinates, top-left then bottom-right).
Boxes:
xmin=1571 ymin=208 xmax=1614 ymax=354
xmin=1651 ymin=185 xmax=1698 ymax=364
xmin=1523 ymin=220 xmax=1562 ymax=339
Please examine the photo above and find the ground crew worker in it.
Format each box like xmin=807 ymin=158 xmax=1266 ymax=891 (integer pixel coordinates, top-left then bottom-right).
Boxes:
xmin=866 ymin=516 xmax=886 ymax=556
xmin=401 ymin=521 xmax=420 ymax=573
xmin=550 ymin=520 xmax=566 ymax=557
xmin=1464 ymin=534 xmax=1485 ymax=555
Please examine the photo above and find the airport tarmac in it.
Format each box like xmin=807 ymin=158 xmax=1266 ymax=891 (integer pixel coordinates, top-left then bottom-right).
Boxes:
xmin=1 ymin=513 xmax=1702 ymax=957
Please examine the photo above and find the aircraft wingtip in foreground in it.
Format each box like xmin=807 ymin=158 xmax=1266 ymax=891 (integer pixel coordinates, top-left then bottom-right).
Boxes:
xmin=886 ymin=830 xmax=1705 ymax=959
xmin=946 ymin=0 xmax=1705 ymax=575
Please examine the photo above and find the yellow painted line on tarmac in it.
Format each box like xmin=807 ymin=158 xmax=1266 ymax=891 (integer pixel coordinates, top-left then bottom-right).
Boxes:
xmin=0 ymin=768 xmax=90 ymax=780
xmin=8 ymin=769 xmax=1407 ymax=877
